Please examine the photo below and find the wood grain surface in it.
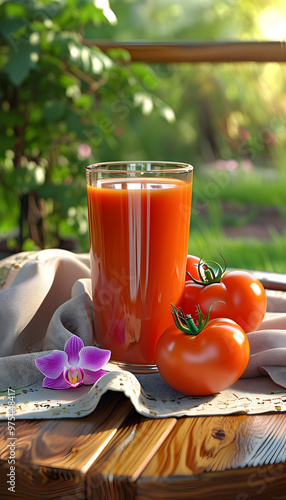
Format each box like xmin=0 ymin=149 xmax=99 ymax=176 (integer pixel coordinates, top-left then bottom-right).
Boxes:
xmin=0 ymin=395 xmax=285 ymax=500
xmin=86 ymin=413 xmax=176 ymax=500
xmin=142 ymin=413 xmax=286 ymax=476
xmin=0 ymin=393 xmax=134 ymax=500
xmin=136 ymin=464 xmax=286 ymax=500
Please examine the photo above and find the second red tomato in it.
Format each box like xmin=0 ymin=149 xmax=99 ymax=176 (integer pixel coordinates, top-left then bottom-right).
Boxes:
xmin=182 ymin=268 xmax=267 ymax=333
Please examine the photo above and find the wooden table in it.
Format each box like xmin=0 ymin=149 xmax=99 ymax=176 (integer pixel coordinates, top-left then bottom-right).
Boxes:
xmin=0 ymin=390 xmax=286 ymax=500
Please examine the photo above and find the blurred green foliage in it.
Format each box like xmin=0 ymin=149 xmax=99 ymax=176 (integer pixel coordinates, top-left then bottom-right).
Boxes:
xmin=0 ymin=0 xmax=286 ymax=272
xmin=95 ymin=0 xmax=286 ymax=42
xmin=0 ymin=0 xmax=173 ymax=252
xmin=189 ymin=166 xmax=286 ymax=272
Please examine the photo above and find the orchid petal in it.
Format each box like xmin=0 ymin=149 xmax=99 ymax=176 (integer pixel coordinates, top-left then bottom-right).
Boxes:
xmin=64 ymin=335 xmax=84 ymax=366
xmin=42 ymin=374 xmax=70 ymax=390
xmin=35 ymin=351 xmax=68 ymax=379
xmin=83 ymin=368 xmax=108 ymax=385
xmin=78 ymin=346 xmax=111 ymax=371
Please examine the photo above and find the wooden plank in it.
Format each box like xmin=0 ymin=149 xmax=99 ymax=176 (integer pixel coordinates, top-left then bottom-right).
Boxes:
xmin=0 ymin=393 xmax=134 ymax=500
xmin=1 ymin=391 xmax=286 ymax=499
xmin=0 ymin=459 xmax=86 ymax=500
xmin=141 ymin=414 xmax=286 ymax=477
xmin=86 ymin=414 xmax=177 ymax=500
xmin=0 ymin=393 xmax=133 ymax=470
xmin=83 ymin=41 xmax=286 ymax=63
xmin=89 ymin=415 xmax=177 ymax=480
xmin=136 ymin=464 xmax=286 ymax=500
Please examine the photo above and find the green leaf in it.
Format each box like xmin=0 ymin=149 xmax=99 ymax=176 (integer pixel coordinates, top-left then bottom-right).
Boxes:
xmin=0 ymin=109 xmax=24 ymax=127
xmin=68 ymin=41 xmax=113 ymax=75
xmin=50 ymin=164 xmax=70 ymax=185
xmin=131 ymin=63 xmax=158 ymax=90
xmin=43 ymin=100 xmax=66 ymax=121
xmin=5 ymin=42 xmax=39 ymax=86
xmin=29 ymin=107 xmax=43 ymax=124
xmin=66 ymin=110 xmax=83 ymax=134
xmin=75 ymin=3 xmax=105 ymax=25
xmin=155 ymin=100 xmax=176 ymax=123
xmin=47 ymin=31 xmax=79 ymax=57
xmin=22 ymin=238 xmax=39 ymax=251
xmin=74 ymin=93 xmax=92 ymax=111
xmin=133 ymin=92 xmax=154 ymax=115
xmin=107 ymin=48 xmax=131 ymax=62
xmin=13 ymin=163 xmax=46 ymax=193
xmin=0 ymin=17 xmax=25 ymax=42
xmin=4 ymin=2 xmax=27 ymax=17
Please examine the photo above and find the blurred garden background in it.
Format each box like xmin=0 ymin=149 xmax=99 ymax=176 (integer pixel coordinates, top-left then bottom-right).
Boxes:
xmin=0 ymin=0 xmax=286 ymax=271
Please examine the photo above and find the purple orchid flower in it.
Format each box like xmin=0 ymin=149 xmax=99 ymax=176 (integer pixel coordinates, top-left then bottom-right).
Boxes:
xmin=35 ymin=335 xmax=111 ymax=389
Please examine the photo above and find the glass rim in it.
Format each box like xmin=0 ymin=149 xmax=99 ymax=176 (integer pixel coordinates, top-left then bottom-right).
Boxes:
xmin=85 ymin=160 xmax=194 ymax=174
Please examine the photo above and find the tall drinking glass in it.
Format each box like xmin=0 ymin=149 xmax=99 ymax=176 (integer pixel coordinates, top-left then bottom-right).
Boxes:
xmin=86 ymin=161 xmax=193 ymax=373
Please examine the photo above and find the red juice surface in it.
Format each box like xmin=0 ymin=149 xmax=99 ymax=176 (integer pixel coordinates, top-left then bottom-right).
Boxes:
xmin=87 ymin=176 xmax=192 ymax=365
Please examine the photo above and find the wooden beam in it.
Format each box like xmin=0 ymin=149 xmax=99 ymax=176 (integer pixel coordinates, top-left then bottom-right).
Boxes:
xmin=83 ymin=41 xmax=286 ymax=63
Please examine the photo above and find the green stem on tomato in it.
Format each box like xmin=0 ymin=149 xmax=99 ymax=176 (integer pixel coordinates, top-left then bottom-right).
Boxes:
xmin=187 ymin=251 xmax=227 ymax=286
xmin=170 ymin=300 xmax=225 ymax=336
xmin=170 ymin=305 xmax=195 ymax=334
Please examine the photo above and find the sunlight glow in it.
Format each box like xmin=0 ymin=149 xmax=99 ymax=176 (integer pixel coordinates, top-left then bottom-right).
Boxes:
xmin=259 ymin=8 xmax=286 ymax=40
xmin=94 ymin=0 xmax=118 ymax=24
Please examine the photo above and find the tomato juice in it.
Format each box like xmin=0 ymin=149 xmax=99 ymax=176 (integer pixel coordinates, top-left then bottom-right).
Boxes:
xmin=87 ymin=175 xmax=192 ymax=367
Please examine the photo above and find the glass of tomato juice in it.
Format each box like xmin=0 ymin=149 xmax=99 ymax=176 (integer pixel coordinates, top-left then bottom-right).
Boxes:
xmin=86 ymin=161 xmax=193 ymax=373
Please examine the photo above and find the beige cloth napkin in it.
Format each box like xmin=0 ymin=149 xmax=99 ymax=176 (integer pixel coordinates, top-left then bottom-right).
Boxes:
xmin=0 ymin=249 xmax=285 ymax=392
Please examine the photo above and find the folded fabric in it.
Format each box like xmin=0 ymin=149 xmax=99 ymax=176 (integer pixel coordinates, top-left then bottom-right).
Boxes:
xmin=0 ymin=250 xmax=92 ymax=390
xmin=0 ymin=249 xmax=286 ymax=393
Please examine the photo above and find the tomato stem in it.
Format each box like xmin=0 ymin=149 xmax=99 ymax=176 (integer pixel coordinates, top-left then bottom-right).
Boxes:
xmin=170 ymin=300 xmax=226 ymax=335
xmin=187 ymin=251 xmax=227 ymax=286
xmin=170 ymin=303 xmax=216 ymax=336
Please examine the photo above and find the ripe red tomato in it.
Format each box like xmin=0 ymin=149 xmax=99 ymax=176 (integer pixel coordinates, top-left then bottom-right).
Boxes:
xmin=182 ymin=258 xmax=267 ymax=333
xmin=155 ymin=309 xmax=250 ymax=396
xmin=185 ymin=254 xmax=201 ymax=281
